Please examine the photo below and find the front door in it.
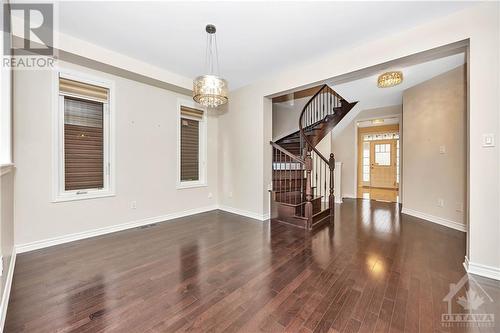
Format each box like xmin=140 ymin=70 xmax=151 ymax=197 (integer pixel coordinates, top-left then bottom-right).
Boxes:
xmin=370 ymin=140 xmax=397 ymax=188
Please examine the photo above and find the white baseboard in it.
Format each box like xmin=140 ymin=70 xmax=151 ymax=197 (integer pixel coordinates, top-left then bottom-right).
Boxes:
xmin=401 ymin=207 xmax=466 ymax=232
xmin=4 ymin=203 xmax=266 ymax=329
xmin=463 ymin=256 xmax=470 ymax=272
xmin=217 ymin=205 xmax=269 ymax=221
xmin=14 ymin=204 xmax=270 ymax=254
xmin=15 ymin=205 xmax=218 ymax=254
xmin=464 ymin=256 xmax=500 ymax=281
xmin=0 ymin=248 xmax=16 ymax=332
xmin=322 ymin=197 xmax=343 ymax=204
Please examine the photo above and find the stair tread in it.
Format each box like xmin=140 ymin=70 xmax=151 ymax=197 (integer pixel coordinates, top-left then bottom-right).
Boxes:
xmin=275 ymin=195 xmax=322 ymax=207
xmin=313 ymin=207 xmax=330 ymax=218
xmin=272 ymin=217 xmax=307 ymax=229
xmin=270 ymin=87 xmax=355 ymax=231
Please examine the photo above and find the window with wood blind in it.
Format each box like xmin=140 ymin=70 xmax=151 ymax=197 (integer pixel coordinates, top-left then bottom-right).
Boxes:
xmin=177 ymin=102 xmax=206 ymax=188
xmin=54 ymin=73 xmax=114 ymax=201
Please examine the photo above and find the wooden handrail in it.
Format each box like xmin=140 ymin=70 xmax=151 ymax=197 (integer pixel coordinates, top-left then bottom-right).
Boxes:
xmin=298 ymin=84 xmax=330 ymax=164
xmin=269 ymin=84 xmax=354 ymax=230
xmin=270 ymin=141 xmax=305 ymax=164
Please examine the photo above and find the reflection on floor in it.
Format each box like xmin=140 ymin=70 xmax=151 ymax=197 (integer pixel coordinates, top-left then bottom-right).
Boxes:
xmin=6 ymin=200 xmax=498 ymax=333
xmin=358 ymin=186 xmax=399 ymax=202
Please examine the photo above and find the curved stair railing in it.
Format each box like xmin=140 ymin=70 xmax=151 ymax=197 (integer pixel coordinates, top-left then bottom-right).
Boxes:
xmin=299 ymin=85 xmax=341 ymax=229
xmin=271 ymin=84 xmax=357 ymax=230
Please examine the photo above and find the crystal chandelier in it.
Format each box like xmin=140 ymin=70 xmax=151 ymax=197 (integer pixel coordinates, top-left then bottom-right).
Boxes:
xmin=193 ymin=24 xmax=228 ymax=108
xmin=377 ymin=71 xmax=403 ymax=88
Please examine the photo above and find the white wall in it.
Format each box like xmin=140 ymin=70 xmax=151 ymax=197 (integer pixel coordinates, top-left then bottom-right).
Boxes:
xmin=0 ymin=66 xmax=11 ymax=166
xmin=331 ymin=105 xmax=402 ymax=198
xmin=0 ymin=11 xmax=15 ymax=320
xmin=272 ymin=97 xmax=308 ymax=140
xmin=1 ymin=170 xmax=14 ymax=274
xmin=13 ymin=61 xmax=218 ymax=246
xmin=0 ymin=4 xmax=12 ymax=165
xmin=218 ymin=88 xmax=266 ymax=218
xmin=219 ymin=3 xmax=499 ymax=274
xmin=8 ymin=14 xmax=192 ymax=93
xmin=402 ymin=66 xmax=466 ymax=226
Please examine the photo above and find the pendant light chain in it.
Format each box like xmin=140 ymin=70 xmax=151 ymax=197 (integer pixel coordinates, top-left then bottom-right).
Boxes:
xmin=204 ymin=32 xmax=210 ymax=76
xmin=208 ymin=33 xmax=213 ymax=74
xmin=204 ymin=32 xmax=220 ymax=76
xmin=193 ymin=24 xmax=228 ymax=108
xmin=214 ymin=33 xmax=220 ymax=76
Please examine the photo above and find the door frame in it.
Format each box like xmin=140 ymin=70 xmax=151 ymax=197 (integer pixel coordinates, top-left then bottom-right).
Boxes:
xmin=355 ymin=122 xmax=401 ymax=198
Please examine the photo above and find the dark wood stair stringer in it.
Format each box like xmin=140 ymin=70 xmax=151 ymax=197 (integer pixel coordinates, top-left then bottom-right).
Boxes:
xmin=270 ymin=84 xmax=357 ymax=230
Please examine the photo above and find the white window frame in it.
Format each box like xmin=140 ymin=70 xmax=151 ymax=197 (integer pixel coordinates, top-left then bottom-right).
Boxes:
xmin=0 ymin=54 xmax=12 ymax=167
xmin=52 ymin=69 xmax=115 ymax=202
xmin=176 ymin=98 xmax=207 ymax=189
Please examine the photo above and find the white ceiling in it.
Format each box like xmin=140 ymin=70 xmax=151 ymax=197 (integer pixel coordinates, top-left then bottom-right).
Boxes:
xmin=58 ymin=1 xmax=475 ymax=90
xmin=328 ymin=52 xmax=465 ymax=135
xmin=332 ymin=52 xmax=466 ymax=111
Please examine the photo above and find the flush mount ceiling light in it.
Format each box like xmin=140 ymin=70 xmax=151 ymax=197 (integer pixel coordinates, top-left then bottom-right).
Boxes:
xmin=377 ymin=71 xmax=403 ymax=88
xmin=193 ymin=24 xmax=228 ymax=108
xmin=371 ymin=119 xmax=385 ymax=125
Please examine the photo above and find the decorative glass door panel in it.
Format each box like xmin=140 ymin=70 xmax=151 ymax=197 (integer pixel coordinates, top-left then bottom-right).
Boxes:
xmin=370 ymin=140 xmax=397 ymax=188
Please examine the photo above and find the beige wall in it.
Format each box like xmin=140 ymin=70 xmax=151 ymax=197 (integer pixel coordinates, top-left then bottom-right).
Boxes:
xmin=218 ymin=88 xmax=266 ymax=217
xmin=219 ymin=3 xmax=499 ymax=272
xmin=272 ymin=97 xmax=308 ymax=140
xmin=13 ymin=61 xmax=219 ymax=246
xmin=0 ymin=25 xmax=14 ymax=301
xmin=402 ymin=66 xmax=466 ymax=225
xmin=332 ymin=105 xmax=402 ymax=198
xmin=0 ymin=170 xmax=14 ymax=298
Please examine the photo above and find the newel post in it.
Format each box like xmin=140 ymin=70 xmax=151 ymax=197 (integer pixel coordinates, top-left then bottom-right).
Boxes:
xmin=329 ymin=153 xmax=335 ymax=224
xmin=304 ymin=149 xmax=313 ymax=229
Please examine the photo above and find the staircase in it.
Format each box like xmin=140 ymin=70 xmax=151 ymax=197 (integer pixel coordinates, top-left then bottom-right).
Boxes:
xmin=270 ymin=85 xmax=357 ymax=230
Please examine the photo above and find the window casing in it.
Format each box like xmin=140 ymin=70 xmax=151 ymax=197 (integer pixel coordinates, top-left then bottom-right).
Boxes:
xmin=177 ymin=100 xmax=206 ymax=189
xmin=1 ymin=58 xmax=12 ymax=166
xmin=54 ymin=71 xmax=114 ymax=202
xmin=362 ymin=142 xmax=370 ymax=182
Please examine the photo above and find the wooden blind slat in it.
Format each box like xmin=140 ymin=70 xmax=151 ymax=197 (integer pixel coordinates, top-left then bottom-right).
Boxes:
xmin=60 ymin=77 xmax=109 ymax=101
xmin=180 ymin=117 xmax=199 ymax=181
xmin=64 ymin=96 xmax=104 ymax=191
xmin=181 ymin=106 xmax=204 ymax=120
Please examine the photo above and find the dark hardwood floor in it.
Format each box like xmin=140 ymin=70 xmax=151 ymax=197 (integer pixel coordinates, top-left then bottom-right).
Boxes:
xmin=5 ymin=199 xmax=499 ymax=332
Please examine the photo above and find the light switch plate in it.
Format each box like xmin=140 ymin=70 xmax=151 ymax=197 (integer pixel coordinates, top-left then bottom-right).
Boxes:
xmin=482 ymin=133 xmax=495 ymax=147
xmin=439 ymin=145 xmax=446 ymax=154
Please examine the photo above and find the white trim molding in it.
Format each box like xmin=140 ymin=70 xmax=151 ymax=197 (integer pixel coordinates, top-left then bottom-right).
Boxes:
xmin=334 ymin=162 xmax=343 ymax=204
xmin=16 ymin=205 xmax=217 ymax=254
xmin=218 ymin=205 xmax=269 ymax=221
xmin=52 ymin=68 xmax=116 ymax=203
xmin=15 ymin=204 xmax=271 ymax=254
xmin=463 ymin=257 xmax=500 ymax=281
xmin=0 ymin=163 xmax=14 ymax=177
xmin=401 ymin=207 xmax=466 ymax=232
xmin=0 ymin=248 xmax=16 ymax=332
